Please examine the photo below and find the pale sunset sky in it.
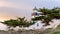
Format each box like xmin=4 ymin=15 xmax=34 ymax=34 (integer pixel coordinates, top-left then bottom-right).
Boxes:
xmin=0 ymin=0 xmax=60 ymax=21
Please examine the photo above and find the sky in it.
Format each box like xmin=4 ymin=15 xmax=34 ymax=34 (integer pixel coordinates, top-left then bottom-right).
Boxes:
xmin=0 ymin=0 xmax=60 ymax=31
xmin=0 ymin=0 xmax=60 ymax=21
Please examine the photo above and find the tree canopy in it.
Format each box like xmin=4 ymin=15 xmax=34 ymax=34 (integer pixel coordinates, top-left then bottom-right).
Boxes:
xmin=2 ymin=7 xmax=60 ymax=27
xmin=2 ymin=17 xmax=35 ymax=27
xmin=32 ymin=7 xmax=60 ymax=26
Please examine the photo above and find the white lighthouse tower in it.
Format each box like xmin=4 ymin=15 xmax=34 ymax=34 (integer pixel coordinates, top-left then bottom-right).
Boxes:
xmin=29 ymin=7 xmax=44 ymax=29
xmin=32 ymin=6 xmax=42 ymax=18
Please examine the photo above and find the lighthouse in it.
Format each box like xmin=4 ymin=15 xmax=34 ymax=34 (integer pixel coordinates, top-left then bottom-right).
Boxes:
xmin=32 ymin=6 xmax=42 ymax=18
xmin=30 ymin=7 xmax=44 ymax=28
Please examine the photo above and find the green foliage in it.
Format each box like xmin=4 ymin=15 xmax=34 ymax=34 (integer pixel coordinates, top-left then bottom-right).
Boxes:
xmin=52 ymin=31 xmax=60 ymax=34
xmin=3 ymin=17 xmax=35 ymax=27
xmin=32 ymin=7 xmax=60 ymax=26
xmin=2 ymin=7 xmax=60 ymax=27
xmin=3 ymin=19 xmax=20 ymax=27
xmin=56 ymin=25 xmax=60 ymax=29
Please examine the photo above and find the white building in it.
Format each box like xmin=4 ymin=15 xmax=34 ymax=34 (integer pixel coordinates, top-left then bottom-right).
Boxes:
xmin=0 ymin=7 xmax=60 ymax=31
xmin=27 ymin=7 xmax=60 ymax=30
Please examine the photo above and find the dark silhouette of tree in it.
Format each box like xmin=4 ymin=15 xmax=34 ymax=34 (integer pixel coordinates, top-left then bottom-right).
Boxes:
xmin=2 ymin=17 xmax=35 ymax=28
xmin=32 ymin=7 xmax=60 ymax=26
